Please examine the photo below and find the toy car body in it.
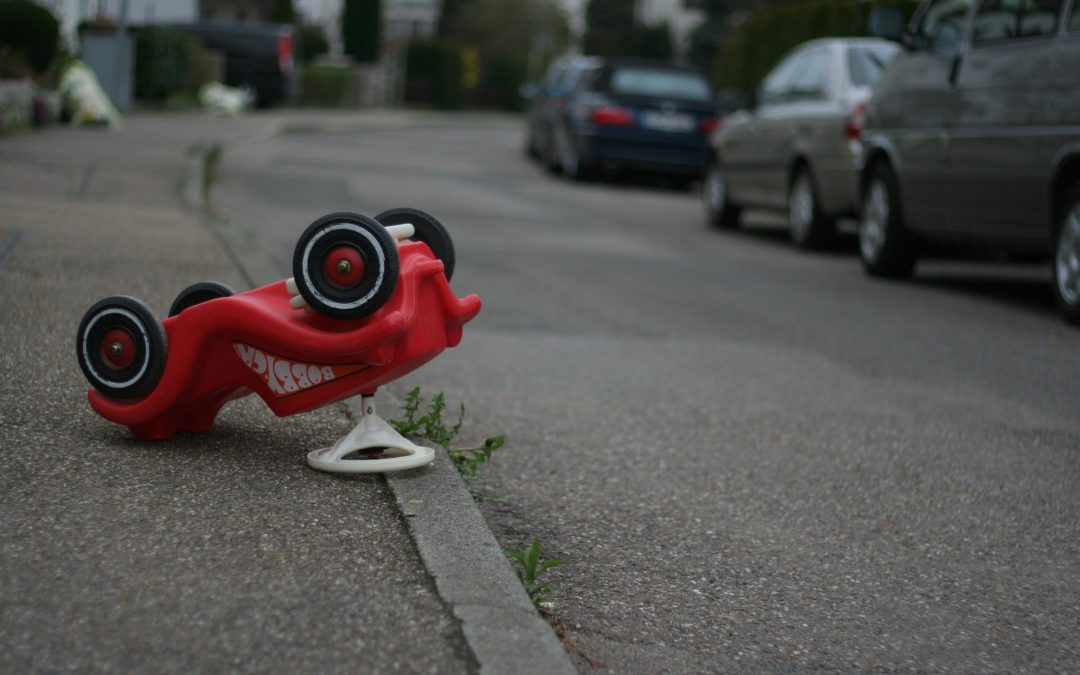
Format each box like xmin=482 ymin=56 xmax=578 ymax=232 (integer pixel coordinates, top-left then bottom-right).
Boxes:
xmin=77 ymin=210 xmax=480 ymax=446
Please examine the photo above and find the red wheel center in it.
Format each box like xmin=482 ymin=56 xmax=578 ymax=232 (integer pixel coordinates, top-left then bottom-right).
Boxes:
xmin=324 ymin=245 xmax=365 ymax=287
xmin=101 ymin=328 xmax=136 ymax=369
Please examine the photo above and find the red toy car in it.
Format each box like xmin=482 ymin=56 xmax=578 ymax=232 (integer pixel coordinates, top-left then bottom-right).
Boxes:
xmin=76 ymin=209 xmax=481 ymax=473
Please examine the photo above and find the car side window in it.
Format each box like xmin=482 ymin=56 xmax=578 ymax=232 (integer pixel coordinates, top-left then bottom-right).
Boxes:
xmin=974 ymin=0 xmax=1063 ymax=42
xmin=918 ymin=0 xmax=974 ymax=53
xmin=787 ymin=50 xmax=832 ymax=100
xmin=1070 ymin=0 xmax=1080 ymax=31
xmin=760 ymin=52 xmax=805 ymax=104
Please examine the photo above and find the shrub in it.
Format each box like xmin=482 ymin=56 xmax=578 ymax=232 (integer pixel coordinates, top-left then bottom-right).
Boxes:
xmin=298 ymin=23 xmax=329 ymax=63
xmin=405 ymin=40 xmax=464 ymax=110
xmin=476 ymin=56 xmax=527 ymax=111
xmin=134 ymin=27 xmax=194 ymax=101
xmin=0 ymin=0 xmax=60 ymax=75
xmin=185 ymin=42 xmax=221 ymax=93
xmin=301 ymin=63 xmax=352 ymax=106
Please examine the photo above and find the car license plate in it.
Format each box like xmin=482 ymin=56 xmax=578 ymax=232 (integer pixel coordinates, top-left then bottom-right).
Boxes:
xmin=640 ymin=111 xmax=695 ymax=133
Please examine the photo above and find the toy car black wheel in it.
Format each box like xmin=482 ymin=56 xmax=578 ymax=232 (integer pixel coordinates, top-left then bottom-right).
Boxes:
xmin=375 ymin=207 xmax=456 ymax=281
xmin=168 ymin=281 xmax=236 ymax=317
xmin=76 ymin=295 xmax=168 ymax=401
xmin=293 ymin=212 xmax=400 ymax=319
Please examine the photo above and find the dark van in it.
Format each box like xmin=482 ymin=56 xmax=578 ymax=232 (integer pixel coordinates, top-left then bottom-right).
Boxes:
xmin=859 ymin=0 xmax=1080 ymax=324
xmin=172 ymin=21 xmax=298 ymax=106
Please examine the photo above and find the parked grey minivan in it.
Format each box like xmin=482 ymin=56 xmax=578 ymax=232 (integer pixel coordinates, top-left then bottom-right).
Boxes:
xmin=704 ymin=38 xmax=899 ymax=248
xmin=859 ymin=0 xmax=1080 ymax=324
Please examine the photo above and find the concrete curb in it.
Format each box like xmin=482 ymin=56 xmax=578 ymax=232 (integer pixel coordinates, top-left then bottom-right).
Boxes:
xmin=189 ymin=142 xmax=576 ymax=675
xmin=388 ymin=454 xmax=577 ymax=675
xmin=350 ymin=394 xmax=577 ymax=675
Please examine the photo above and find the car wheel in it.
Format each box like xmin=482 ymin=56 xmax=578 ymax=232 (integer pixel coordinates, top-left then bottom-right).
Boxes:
xmin=524 ymin=128 xmax=540 ymax=159
xmin=375 ymin=207 xmax=456 ymax=281
xmin=788 ymin=166 xmax=834 ymax=249
xmin=292 ymin=212 xmax=400 ymax=320
xmin=168 ymin=281 xmax=236 ymax=317
xmin=543 ymin=128 xmax=562 ymax=174
xmin=703 ymin=160 xmax=741 ymax=229
xmin=76 ymin=295 xmax=168 ymax=401
xmin=859 ymin=162 xmax=917 ymax=278
xmin=560 ymin=130 xmax=590 ymax=181
xmin=1053 ymin=184 xmax=1080 ymax=325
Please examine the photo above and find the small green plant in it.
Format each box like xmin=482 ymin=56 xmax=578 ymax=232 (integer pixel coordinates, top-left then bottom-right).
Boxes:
xmin=449 ymin=435 xmax=505 ymax=480
xmin=506 ymin=538 xmax=563 ymax=609
xmin=391 ymin=387 xmax=504 ymax=481
xmin=391 ymin=387 xmax=463 ymax=447
xmin=202 ymin=142 xmax=223 ymax=198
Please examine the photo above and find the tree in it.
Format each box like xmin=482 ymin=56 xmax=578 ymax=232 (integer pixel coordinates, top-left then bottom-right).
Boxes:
xmin=582 ymin=0 xmax=672 ymax=60
xmin=271 ymin=0 xmax=296 ymax=25
xmin=438 ymin=0 xmax=569 ymax=109
xmin=688 ymin=0 xmax=784 ymax=70
xmin=583 ymin=0 xmax=634 ymax=57
xmin=342 ymin=0 xmax=381 ymax=63
xmin=437 ymin=0 xmax=474 ymax=39
xmin=631 ymin=22 xmax=672 ymax=60
xmin=0 ymin=0 xmax=60 ymax=74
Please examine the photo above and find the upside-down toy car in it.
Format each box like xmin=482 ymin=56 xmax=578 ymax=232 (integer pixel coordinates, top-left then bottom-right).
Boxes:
xmin=76 ymin=208 xmax=481 ymax=473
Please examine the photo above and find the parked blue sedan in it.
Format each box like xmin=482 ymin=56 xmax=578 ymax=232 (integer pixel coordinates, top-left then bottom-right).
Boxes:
xmin=550 ymin=59 xmax=719 ymax=184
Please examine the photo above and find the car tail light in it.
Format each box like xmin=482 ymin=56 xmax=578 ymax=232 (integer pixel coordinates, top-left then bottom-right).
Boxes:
xmin=700 ymin=116 xmax=721 ymax=135
xmin=591 ymin=106 xmax=634 ymax=127
xmin=844 ymin=102 xmax=868 ymax=141
xmin=278 ymin=32 xmax=294 ymax=73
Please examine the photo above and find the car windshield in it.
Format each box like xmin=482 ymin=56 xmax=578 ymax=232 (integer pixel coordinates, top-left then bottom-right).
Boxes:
xmin=610 ymin=68 xmax=712 ymax=101
xmin=848 ymin=46 xmax=899 ymax=87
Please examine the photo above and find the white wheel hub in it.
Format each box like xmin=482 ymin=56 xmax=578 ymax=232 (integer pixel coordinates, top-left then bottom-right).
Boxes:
xmin=860 ymin=180 xmax=889 ymax=262
xmin=706 ymin=166 xmax=726 ymax=211
xmin=1057 ymin=205 xmax=1080 ymax=306
xmin=790 ymin=174 xmax=815 ymax=241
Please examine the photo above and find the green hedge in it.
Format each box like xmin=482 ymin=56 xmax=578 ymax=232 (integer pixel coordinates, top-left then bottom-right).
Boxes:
xmin=405 ymin=40 xmax=464 ymax=110
xmin=0 ymin=0 xmax=59 ymax=74
xmin=301 ymin=63 xmax=352 ymax=106
xmin=476 ymin=57 xmax=527 ymax=111
xmin=134 ymin=27 xmax=194 ymax=100
xmin=713 ymin=0 xmax=918 ymax=94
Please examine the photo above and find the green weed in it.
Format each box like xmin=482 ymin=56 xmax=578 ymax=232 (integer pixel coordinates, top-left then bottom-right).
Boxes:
xmin=505 ymin=538 xmax=563 ymax=609
xmin=391 ymin=387 xmax=504 ymax=481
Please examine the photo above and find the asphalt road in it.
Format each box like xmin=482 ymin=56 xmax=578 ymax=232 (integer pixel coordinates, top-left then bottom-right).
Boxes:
xmin=214 ymin=111 xmax=1080 ymax=672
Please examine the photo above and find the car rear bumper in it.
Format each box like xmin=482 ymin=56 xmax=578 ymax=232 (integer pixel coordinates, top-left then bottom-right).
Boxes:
xmin=578 ymin=129 xmax=708 ymax=175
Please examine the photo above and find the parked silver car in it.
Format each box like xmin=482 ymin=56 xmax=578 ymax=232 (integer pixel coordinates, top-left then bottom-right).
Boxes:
xmin=704 ymin=38 xmax=899 ymax=248
xmin=859 ymin=0 xmax=1080 ymax=324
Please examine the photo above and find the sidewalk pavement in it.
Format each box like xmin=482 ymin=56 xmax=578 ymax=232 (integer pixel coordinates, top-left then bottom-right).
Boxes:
xmin=0 ymin=115 xmax=491 ymax=673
